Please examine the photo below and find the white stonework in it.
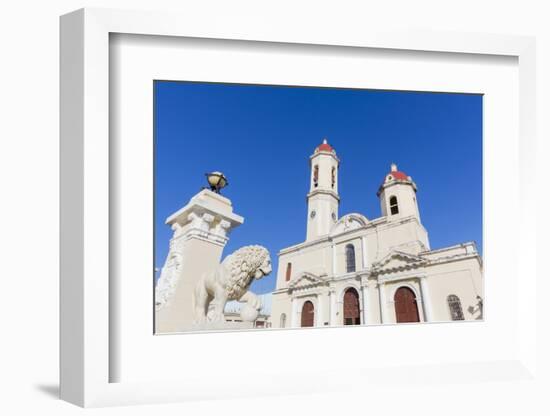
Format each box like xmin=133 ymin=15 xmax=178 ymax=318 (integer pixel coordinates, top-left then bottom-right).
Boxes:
xmin=193 ymin=245 xmax=272 ymax=325
xmin=154 ymin=189 xmax=244 ymax=333
xmin=271 ymin=140 xmax=483 ymax=328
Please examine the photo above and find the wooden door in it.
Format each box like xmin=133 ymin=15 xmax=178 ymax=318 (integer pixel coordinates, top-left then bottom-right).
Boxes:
xmin=343 ymin=288 xmax=361 ymax=325
xmin=394 ymin=287 xmax=420 ymax=323
xmin=301 ymin=301 xmax=315 ymax=327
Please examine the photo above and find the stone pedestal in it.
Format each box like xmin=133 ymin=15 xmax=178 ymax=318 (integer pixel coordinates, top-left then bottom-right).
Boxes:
xmin=155 ymin=189 xmax=244 ymax=333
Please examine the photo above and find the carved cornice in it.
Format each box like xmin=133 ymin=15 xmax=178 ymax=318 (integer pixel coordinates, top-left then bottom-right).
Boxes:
xmin=278 ymin=215 xmax=425 ymax=256
xmin=306 ymin=189 xmax=340 ymax=201
xmin=371 ymin=247 xmax=481 ymax=277
xmin=377 ymin=271 xmax=427 ymax=284
xmin=288 ymin=272 xmax=329 ymax=293
xmin=177 ymin=211 xmax=232 ymax=246
xmin=427 ymin=252 xmax=482 ymax=267
xmin=371 ymin=250 xmax=427 ymax=276
xmin=332 ymin=270 xmax=370 ymax=282
xmin=375 ymin=250 xmax=425 ymax=267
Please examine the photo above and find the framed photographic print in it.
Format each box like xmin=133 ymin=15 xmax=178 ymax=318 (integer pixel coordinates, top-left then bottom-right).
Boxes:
xmin=152 ymin=81 xmax=484 ymax=334
xmin=60 ymin=7 xmax=538 ymax=408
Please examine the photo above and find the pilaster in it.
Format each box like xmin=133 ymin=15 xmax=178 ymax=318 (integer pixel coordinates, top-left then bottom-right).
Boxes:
xmin=419 ymin=276 xmax=433 ymax=322
xmin=378 ymin=282 xmax=389 ymax=324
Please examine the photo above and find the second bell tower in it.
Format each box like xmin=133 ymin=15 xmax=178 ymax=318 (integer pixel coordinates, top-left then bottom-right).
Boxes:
xmin=306 ymin=139 xmax=340 ymax=241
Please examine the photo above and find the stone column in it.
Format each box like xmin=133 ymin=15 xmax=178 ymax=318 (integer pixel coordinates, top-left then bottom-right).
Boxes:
xmin=317 ymin=294 xmax=324 ymax=326
xmin=155 ymin=189 xmax=244 ymax=333
xmin=361 ymin=284 xmax=368 ymax=325
xmin=361 ymin=236 xmax=368 ymax=270
xmin=291 ymin=296 xmax=298 ymax=328
xmin=329 ymin=289 xmax=337 ymax=326
xmin=419 ymin=276 xmax=433 ymax=322
xmin=378 ymin=282 xmax=389 ymax=324
xmin=331 ymin=242 xmax=337 ymax=276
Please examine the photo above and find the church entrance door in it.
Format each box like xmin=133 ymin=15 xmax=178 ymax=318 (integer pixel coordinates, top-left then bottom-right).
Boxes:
xmin=394 ymin=287 xmax=420 ymax=323
xmin=343 ymin=288 xmax=361 ymax=325
xmin=301 ymin=301 xmax=315 ymax=327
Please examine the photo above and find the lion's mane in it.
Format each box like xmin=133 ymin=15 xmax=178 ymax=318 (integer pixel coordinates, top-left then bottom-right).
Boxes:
xmin=221 ymin=245 xmax=270 ymax=300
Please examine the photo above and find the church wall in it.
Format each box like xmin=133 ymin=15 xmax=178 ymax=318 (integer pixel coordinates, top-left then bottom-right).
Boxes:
xmin=271 ymin=291 xmax=292 ymax=329
xmin=276 ymin=242 xmax=332 ymax=289
xmin=364 ymin=218 xmax=429 ymax=264
xmin=311 ymin=293 xmax=330 ymax=326
xmin=277 ymin=216 xmax=430 ymax=290
xmin=271 ymin=291 xmax=331 ymax=328
xmin=425 ymin=257 xmax=483 ymax=321
xmin=271 ymin=254 xmax=482 ymax=327
xmin=332 ymin=237 xmax=363 ymax=275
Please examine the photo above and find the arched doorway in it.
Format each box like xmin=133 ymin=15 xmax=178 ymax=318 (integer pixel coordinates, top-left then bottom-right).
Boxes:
xmin=343 ymin=288 xmax=361 ymax=325
xmin=394 ymin=287 xmax=420 ymax=323
xmin=301 ymin=301 xmax=315 ymax=327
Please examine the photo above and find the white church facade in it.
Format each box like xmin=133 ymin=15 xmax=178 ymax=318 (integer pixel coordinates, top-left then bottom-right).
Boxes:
xmin=271 ymin=140 xmax=483 ymax=328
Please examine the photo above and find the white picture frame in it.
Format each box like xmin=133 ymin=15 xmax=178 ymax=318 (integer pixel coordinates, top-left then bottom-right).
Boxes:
xmin=60 ymin=7 xmax=538 ymax=408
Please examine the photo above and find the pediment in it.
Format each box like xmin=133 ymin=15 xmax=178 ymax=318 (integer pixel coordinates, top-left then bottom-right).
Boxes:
xmin=330 ymin=213 xmax=369 ymax=236
xmin=372 ymin=250 xmax=427 ymax=273
xmin=288 ymin=272 xmax=327 ymax=290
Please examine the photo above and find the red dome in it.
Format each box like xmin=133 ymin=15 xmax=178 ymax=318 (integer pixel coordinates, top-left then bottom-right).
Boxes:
xmin=390 ymin=171 xmax=408 ymax=180
xmin=316 ymin=139 xmax=334 ymax=152
xmin=318 ymin=143 xmax=333 ymax=151
xmin=378 ymin=164 xmax=416 ymax=196
xmin=384 ymin=164 xmax=410 ymax=182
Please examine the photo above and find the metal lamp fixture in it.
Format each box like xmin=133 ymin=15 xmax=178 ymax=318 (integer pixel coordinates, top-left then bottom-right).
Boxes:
xmin=205 ymin=171 xmax=228 ymax=194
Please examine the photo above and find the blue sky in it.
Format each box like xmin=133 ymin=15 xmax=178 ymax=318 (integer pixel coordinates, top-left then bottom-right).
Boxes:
xmin=154 ymin=81 xmax=482 ymax=294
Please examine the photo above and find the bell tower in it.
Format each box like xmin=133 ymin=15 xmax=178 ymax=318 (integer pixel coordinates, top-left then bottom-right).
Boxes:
xmin=306 ymin=139 xmax=340 ymax=241
xmin=377 ymin=163 xmax=421 ymax=223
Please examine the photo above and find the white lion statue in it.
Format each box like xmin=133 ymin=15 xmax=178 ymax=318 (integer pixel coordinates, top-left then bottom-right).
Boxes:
xmin=193 ymin=245 xmax=272 ymax=324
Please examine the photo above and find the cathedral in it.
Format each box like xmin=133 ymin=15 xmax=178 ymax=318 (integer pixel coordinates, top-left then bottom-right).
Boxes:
xmin=270 ymin=140 xmax=483 ymax=328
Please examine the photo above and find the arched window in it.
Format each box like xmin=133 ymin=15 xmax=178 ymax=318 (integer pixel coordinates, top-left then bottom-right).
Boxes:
xmin=301 ymin=301 xmax=315 ymax=327
xmin=280 ymin=313 xmax=287 ymax=328
xmin=345 ymin=244 xmax=356 ymax=273
xmin=447 ymin=295 xmax=465 ymax=321
xmin=343 ymin=288 xmax=361 ymax=325
xmin=331 ymin=167 xmax=335 ymax=188
xmin=389 ymin=196 xmax=399 ymax=215
xmin=285 ymin=262 xmax=292 ymax=281
xmin=313 ymin=165 xmax=319 ymax=187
